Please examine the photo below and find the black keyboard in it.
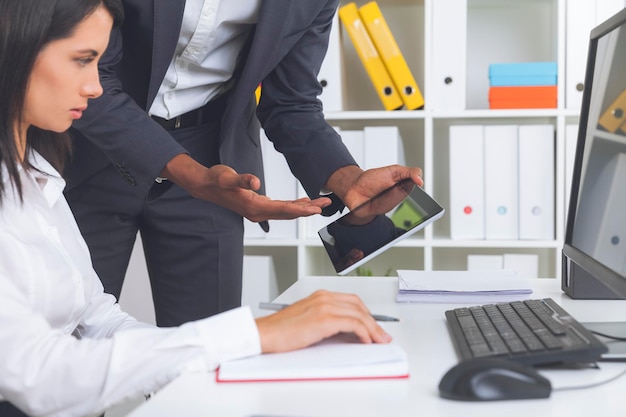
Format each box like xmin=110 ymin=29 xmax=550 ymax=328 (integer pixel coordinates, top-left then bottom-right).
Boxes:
xmin=445 ymin=298 xmax=608 ymax=366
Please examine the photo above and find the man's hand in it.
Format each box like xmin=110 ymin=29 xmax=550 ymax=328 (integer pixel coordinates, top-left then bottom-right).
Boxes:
xmin=340 ymin=179 xmax=414 ymax=225
xmin=255 ymin=290 xmax=392 ymax=354
xmin=161 ymin=154 xmax=331 ymax=222
xmin=324 ymin=165 xmax=424 ymax=210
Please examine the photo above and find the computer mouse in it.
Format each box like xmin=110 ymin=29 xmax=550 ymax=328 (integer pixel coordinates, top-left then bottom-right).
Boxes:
xmin=438 ymin=357 xmax=552 ymax=401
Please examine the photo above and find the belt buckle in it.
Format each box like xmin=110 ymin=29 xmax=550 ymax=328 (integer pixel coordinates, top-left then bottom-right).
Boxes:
xmin=174 ymin=115 xmax=181 ymax=129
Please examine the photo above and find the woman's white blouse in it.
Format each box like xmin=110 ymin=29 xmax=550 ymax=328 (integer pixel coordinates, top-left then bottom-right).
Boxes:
xmin=0 ymin=153 xmax=261 ymax=417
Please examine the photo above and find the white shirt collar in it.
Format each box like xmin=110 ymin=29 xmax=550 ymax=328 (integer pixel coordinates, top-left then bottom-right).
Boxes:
xmin=20 ymin=151 xmax=66 ymax=208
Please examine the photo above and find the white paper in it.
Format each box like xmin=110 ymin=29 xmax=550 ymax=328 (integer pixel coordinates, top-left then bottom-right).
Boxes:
xmin=217 ymin=332 xmax=409 ymax=382
xmin=396 ymin=270 xmax=533 ymax=304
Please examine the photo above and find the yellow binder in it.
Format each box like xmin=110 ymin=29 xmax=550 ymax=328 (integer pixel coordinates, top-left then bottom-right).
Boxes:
xmin=599 ymin=87 xmax=626 ymax=133
xmin=338 ymin=3 xmax=403 ymax=111
xmin=358 ymin=1 xmax=424 ymax=110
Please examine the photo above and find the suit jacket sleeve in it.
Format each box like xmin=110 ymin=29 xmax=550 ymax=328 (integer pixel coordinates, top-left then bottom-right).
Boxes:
xmin=70 ymin=26 xmax=186 ymax=199
xmin=256 ymin=0 xmax=356 ymax=215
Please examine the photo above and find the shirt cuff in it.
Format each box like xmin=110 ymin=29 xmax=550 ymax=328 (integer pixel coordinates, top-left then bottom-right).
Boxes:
xmin=194 ymin=306 xmax=261 ymax=371
xmin=321 ymin=192 xmax=346 ymax=217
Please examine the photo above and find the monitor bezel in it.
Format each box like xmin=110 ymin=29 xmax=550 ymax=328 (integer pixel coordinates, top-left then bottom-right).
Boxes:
xmin=562 ymin=7 xmax=626 ymax=300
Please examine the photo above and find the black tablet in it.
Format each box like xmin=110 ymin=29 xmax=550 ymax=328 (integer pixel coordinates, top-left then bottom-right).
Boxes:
xmin=582 ymin=322 xmax=626 ymax=361
xmin=318 ymin=179 xmax=444 ymax=275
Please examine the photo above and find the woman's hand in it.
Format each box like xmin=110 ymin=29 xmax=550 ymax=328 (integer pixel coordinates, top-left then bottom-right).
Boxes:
xmin=255 ymin=290 xmax=392 ymax=354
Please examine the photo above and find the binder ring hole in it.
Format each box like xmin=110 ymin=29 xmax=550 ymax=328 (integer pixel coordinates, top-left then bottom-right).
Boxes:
xmin=612 ymin=108 xmax=624 ymax=119
xmin=383 ymin=86 xmax=393 ymax=96
xmin=444 ymin=77 xmax=453 ymax=85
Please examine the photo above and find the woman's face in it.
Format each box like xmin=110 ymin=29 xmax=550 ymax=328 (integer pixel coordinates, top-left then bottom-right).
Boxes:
xmin=22 ymin=6 xmax=113 ymax=134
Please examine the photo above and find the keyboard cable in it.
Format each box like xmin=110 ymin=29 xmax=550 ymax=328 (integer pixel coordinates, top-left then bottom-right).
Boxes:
xmin=552 ymin=365 xmax=626 ymax=392
xmin=588 ymin=330 xmax=626 ymax=341
xmin=553 ymin=328 xmax=626 ymax=392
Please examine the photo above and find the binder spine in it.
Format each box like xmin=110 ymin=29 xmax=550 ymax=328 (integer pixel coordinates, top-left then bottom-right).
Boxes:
xmin=359 ymin=1 xmax=424 ymax=110
xmin=599 ymin=88 xmax=626 ymax=133
xmin=338 ymin=3 xmax=403 ymax=111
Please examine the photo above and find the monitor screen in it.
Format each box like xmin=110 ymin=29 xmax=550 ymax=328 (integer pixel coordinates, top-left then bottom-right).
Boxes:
xmin=562 ymin=8 xmax=626 ymax=299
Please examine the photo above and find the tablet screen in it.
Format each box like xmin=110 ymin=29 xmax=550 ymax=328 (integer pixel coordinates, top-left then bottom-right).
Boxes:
xmin=318 ymin=179 xmax=444 ymax=275
xmin=582 ymin=322 xmax=626 ymax=361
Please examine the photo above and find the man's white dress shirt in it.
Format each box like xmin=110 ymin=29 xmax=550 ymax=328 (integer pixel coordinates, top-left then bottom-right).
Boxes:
xmin=149 ymin=0 xmax=261 ymax=119
xmin=0 ymin=152 xmax=261 ymax=417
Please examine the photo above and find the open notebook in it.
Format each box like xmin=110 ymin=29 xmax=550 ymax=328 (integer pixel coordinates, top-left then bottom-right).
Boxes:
xmin=216 ymin=332 xmax=409 ymax=383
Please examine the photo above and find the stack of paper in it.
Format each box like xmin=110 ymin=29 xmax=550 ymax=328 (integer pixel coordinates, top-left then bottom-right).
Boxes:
xmin=396 ymin=270 xmax=533 ymax=304
xmin=216 ymin=332 xmax=409 ymax=383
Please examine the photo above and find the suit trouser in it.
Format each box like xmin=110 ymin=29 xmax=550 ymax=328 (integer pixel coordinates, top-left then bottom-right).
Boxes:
xmin=65 ymin=121 xmax=244 ymax=327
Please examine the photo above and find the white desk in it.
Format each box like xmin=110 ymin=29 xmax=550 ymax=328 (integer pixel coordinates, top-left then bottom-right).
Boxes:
xmin=127 ymin=276 xmax=626 ymax=417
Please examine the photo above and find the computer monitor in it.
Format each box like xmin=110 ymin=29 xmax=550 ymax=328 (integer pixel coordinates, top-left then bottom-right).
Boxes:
xmin=562 ymin=8 xmax=626 ymax=300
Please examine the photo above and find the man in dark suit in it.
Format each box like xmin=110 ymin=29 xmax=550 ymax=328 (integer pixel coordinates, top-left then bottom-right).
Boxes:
xmin=66 ymin=0 xmax=423 ymax=327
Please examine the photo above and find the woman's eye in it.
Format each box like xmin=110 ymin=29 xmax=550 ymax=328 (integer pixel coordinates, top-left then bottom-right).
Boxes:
xmin=77 ymin=57 xmax=95 ymax=66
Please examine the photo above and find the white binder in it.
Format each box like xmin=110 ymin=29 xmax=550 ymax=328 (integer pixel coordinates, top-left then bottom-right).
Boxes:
xmin=244 ymin=129 xmax=298 ymax=239
xmin=503 ymin=254 xmax=539 ymax=279
xmin=318 ymin=11 xmax=344 ymax=112
xmin=363 ymin=126 xmax=406 ymax=169
xmin=341 ymin=129 xmax=365 ymax=168
xmin=467 ymin=254 xmax=503 ymax=271
xmin=484 ymin=125 xmax=519 ymax=240
xmin=565 ymin=0 xmax=625 ymax=110
xmin=449 ymin=125 xmax=485 ymax=239
xmin=565 ymin=0 xmax=596 ymax=110
xmin=241 ymin=255 xmax=279 ymax=317
xmin=430 ymin=0 xmax=467 ymax=111
xmin=518 ymin=125 xmax=555 ymax=240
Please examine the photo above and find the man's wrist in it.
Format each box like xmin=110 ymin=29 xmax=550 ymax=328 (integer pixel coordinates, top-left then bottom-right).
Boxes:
xmin=323 ymin=165 xmax=362 ymax=202
xmin=160 ymin=153 xmax=207 ymax=193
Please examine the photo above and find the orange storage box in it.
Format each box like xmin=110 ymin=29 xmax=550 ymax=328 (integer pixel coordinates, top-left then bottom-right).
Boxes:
xmin=489 ymin=86 xmax=557 ymax=109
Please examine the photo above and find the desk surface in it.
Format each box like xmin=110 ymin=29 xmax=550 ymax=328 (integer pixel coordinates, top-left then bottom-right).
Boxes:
xmin=127 ymin=276 xmax=626 ymax=417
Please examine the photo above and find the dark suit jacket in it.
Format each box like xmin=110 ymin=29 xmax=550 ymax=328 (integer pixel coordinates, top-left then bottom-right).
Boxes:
xmin=68 ymin=0 xmax=354 ymax=214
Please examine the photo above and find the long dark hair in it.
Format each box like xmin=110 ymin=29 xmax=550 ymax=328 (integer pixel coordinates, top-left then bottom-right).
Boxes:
xmin=0 ymin=0 xmax=123 ymax=204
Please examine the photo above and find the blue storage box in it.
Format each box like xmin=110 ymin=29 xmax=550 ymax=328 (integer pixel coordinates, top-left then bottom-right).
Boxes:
xmin=489 ymin=62 xmax=557 ymax=86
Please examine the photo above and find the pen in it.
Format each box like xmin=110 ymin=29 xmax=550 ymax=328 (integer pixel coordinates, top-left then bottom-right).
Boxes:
xmin=258 ymin=302 xmax=400 ymax=322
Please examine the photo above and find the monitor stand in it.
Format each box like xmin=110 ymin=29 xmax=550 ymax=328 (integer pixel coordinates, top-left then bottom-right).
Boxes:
xmin=562 ymin=254 xmax=624 ymax=299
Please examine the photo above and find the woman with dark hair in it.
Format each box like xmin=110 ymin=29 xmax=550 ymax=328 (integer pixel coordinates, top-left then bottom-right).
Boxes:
xmin=0 ymin=1 xmax=391 ymax=416
xmin=0 ymin=0 xmax=124 ymax=199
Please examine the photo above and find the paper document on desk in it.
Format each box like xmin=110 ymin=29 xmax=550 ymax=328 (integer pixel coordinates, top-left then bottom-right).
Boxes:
xmin=216 ymin=332 xmax=409 ymax=383
xmin=396 ymin=270 xmax=533 ymax=303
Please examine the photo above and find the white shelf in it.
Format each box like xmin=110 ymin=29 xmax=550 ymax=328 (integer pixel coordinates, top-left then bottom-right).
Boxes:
xmin=244 ymin=239 xmax=301 ymax=247
xmin=325 ymin=110 xmax=425 ymax=120
xmin=430 ymin=240 xmax=562 ymax=249
xmin=325 ymin=108 xmax=584 ymax=120
xmin=244 ymin=0 xmax=625 ymax=283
